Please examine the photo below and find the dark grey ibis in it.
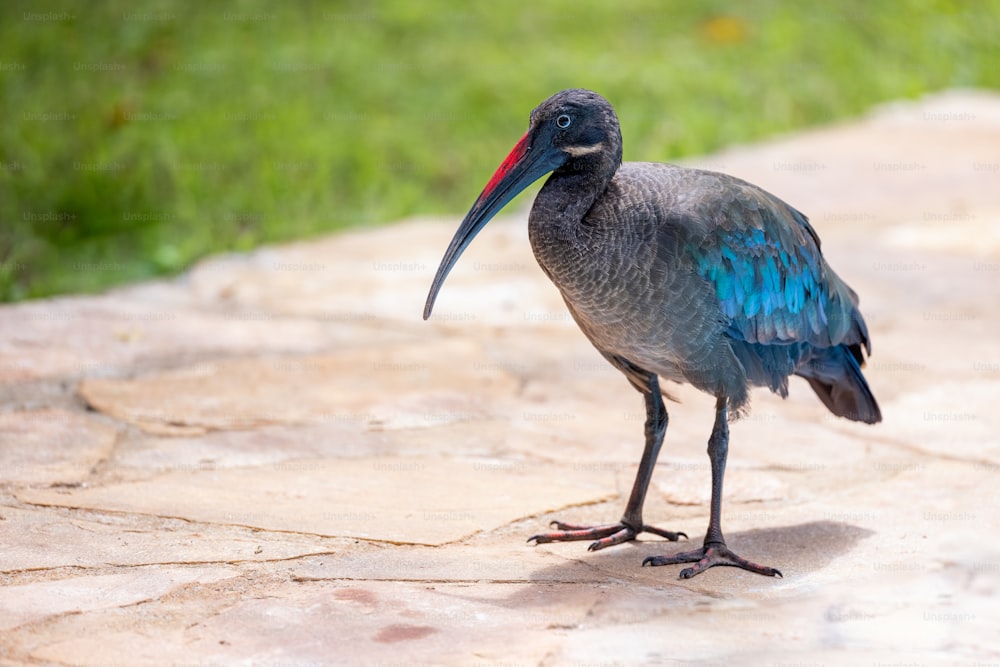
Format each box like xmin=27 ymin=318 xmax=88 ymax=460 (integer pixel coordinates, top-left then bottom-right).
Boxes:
xmin=423 ymin=89 xmax=880 ymax=579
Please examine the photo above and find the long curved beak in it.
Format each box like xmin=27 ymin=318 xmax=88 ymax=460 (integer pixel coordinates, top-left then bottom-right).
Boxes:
xmin=423 ymin=131 xmax=565 ymax=320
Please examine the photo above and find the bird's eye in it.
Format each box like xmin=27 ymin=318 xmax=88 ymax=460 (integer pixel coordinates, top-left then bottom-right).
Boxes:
xmin=556 ymin=114 xmax=572 ymax=129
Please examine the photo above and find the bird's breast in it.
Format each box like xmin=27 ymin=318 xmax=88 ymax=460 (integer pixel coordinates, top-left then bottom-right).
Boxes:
xmin=528 ymin=202 xmax=681 ymax=356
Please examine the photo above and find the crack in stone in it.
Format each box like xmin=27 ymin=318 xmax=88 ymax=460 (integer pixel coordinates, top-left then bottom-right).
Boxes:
xmin=864 ymin=431 xmax=998 ymax=468
xmin=13 ymin=499 xmax=432 ymax=545
xmin=294 ymin=575 xmax=592 ymax=585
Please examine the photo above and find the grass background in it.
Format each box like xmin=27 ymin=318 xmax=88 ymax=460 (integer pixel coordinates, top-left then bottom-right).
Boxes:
xmin=1 ymin=0 xmax=998 ymax=301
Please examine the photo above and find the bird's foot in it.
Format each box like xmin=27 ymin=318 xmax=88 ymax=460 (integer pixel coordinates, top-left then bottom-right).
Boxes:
xmin=643 ymin=541 xmax=782 ymax=579
xmin=528 ymin=520 xmax=686 ymax=552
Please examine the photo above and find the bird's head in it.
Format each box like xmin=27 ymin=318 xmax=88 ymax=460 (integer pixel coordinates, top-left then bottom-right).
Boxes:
xmin=528 ymin=88 xmax=623 ymax=176
xmin=423 ymin=89 xmax=622 ymax=319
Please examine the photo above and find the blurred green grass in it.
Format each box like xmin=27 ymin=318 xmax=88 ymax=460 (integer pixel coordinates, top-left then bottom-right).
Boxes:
xmin=1 ymin=0 xmax=997 ymax=301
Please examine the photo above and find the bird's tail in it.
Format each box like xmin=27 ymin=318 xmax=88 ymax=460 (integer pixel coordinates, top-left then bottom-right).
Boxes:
xmin=797 ymin=343 xmax=882 ymax=424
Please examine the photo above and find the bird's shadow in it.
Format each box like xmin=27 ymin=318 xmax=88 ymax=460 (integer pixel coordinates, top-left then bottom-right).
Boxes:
xmin=589 ymin=519 xmax=871 ymax=578
xmin=454 ymin=520 xmax=873 ymax=612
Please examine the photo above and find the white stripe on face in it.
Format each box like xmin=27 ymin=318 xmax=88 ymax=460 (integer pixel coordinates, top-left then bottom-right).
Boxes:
xmin=562 ymin=143 xmax=604 ymax=157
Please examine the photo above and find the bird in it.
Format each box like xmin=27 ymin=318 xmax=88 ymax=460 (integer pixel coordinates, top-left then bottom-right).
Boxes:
xmin=423 ymin=89 xmax=880 ymax=579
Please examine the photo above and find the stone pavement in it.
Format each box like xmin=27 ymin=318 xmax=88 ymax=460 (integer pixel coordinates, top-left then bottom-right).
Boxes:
xmin=2 ymin=90 xmax=999 ymax=665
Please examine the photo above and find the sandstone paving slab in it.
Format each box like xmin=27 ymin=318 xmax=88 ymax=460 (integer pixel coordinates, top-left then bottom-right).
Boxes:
xmin=112 ymin=406 xmax=541 ymax=475
xmin=113 ymin=420 xmax=384 ymax=472
xmin=78 ymin=339 xmax=519 ymax=435
xmin=28 ymin=632 xmax=189 ymax=667
xmin=0 ymin=505 xmax=339 ymax=572
xmin=15 ymin=456 xmax=616 ymax=546
xmin=883 ymin=380 xmax=1000 ymax=463
xmin=0 ymin=566 xmax=237 ymax=632
xmin=0 ymin=292 xmax=373 ymax=386
xmin=0 ymin=409 xmax=117 ymax=485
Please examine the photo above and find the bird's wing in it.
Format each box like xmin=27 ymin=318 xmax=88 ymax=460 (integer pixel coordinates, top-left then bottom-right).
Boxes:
xmin=679 ymin=177 xmax=868 ymax=352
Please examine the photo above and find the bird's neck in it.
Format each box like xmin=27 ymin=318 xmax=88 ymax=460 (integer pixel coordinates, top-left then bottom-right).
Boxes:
xmin=528 ymin=167 xmax=617 ymax=285
xmin=532 ymin=167 xmax=614 ymax=229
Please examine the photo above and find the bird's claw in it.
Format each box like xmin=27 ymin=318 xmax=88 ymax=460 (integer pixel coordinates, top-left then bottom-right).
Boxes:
xmin=528 ymin=520 xmax=686 ymax=551
xmin=643 ymin=541 xmax=782 ymax=579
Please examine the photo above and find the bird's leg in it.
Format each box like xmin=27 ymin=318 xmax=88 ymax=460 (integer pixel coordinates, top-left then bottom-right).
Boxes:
xmin=529 ymin=371 xmax=686 ymax=551
xmin=643 ymin=396 xmax=782 ymax=578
